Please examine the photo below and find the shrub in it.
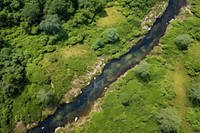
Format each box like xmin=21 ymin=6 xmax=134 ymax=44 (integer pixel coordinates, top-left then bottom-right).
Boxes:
xmin=21 ymin=1 xmax=41 ymax=24
xmin=155 ymin=108 xmax=181 ymax=133
xmin=39 ymin=14 xmax=61 ymax=34
xmin=188 ymin=84 xmax=200 ymax=106
xmin=92 ymin=39 xmax=104 ymax=50
xmin=44 ymin=0 xmax=74 ymax=18
xmin=37 ymin=89 xmax=58 ymax=107
xmin=135 ymin=61 xmax=151 ymax=82
xmin=175 ymin=34 xmax=191 ymax=50
xmin=102 ymin=28 xmax=119 ymax=43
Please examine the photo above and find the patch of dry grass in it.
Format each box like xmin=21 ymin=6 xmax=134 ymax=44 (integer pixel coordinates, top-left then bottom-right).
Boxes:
xmin=97 ymin=6 xmax=126 ymax=27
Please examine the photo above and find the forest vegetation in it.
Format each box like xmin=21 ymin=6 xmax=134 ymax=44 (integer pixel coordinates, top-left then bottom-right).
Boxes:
xmin=56 ymin=0 xmax=200 ymax=133
xmin=0 ymin=0 xmax=200 ymax=133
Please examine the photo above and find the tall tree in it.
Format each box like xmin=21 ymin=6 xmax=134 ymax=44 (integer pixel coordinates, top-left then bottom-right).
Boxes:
xmin=39 ymin=14 xmax=61 ymax=34
xmin=44 ymin=0 xmax=74 ymax=19
xmin=21 ymin=0 xmax=41 ymax=24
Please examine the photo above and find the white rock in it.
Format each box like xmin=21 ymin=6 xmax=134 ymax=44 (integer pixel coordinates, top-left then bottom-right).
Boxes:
xmin=54 ymin=127 xmax=62 ymax=133
xmin=75 ymin=117 xmax=78 ymax=122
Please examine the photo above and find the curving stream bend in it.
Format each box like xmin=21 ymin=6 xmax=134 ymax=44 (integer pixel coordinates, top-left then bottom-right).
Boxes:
xmin=28 ymin=0 xmax=187 ymax=132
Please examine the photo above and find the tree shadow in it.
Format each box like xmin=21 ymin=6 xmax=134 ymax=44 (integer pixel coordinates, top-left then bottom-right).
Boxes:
xmin=98 ymin=9 xmax=108 ymax=18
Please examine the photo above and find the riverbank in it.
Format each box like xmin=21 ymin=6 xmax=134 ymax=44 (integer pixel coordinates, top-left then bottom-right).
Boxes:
xmin=52 ymin=0 xmax=188 ymax=132
xmin=10 ymin=1 xmax=170 ymax=133
xmin=64 ymin=3 xmax=200 ymax=133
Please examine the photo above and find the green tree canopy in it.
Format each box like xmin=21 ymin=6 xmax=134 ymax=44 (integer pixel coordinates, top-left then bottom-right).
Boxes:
xmin=102 ymin=28 xmax=119 ymax=44
xmin=188 ymin=84 xmax=200 ymax=106
xmin=155 ymin=108 xmax=181 ymax=133
xmin=0 ymin=48 xmax=25 ymax=98
xmin=135 ymin=61 xmax=151 ymax=82
xmin=36 ymin=89 xmax=57 ymax=107
xmin=78 ymin=0 xmax=104 ymax=13
xmin=175 ymin=34 xmax=191 ymax=50
xmin=44 ymin=0 xmax=74 ymax=18
xmin=39 ymin=14 xmax=61 ymax=34
xmin=21 ymin=0 xmax=41 ymax=24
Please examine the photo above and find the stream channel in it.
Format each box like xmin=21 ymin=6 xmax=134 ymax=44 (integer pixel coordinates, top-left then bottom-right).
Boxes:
xmin=28 ymin=0 xmax=186 ymax=132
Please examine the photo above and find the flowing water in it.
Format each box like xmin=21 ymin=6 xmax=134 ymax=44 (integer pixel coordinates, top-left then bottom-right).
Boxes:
xmin=28 ymin=0 xmax=186 ymax=132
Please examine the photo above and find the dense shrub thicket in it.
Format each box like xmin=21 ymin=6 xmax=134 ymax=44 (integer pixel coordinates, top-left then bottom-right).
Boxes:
xmin=155 ymin=108 xmax=181 ymax=133
xmin=175 ymin=34 xmax=191 ymax=50
xmin=188 ymin=84 xmax=200 ymax=106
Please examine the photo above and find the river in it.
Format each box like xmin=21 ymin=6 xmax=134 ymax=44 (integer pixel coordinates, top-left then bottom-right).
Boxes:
xmin=28 ymin=0 xmax=186 ymax=132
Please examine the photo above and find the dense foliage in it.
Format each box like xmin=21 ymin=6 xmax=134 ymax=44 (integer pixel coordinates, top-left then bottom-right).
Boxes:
xmin=175 ymin=34 xmax=191 ymax=50
xmin=0 ymin=0 xmax=105 ymax=132
xmin=155 ymin=108 xmax=181 ymax=133
xmin=70 ymin=1 xmax=200 ymax=133
xmin=188 ymin=84 xmax=200 ymax=106
xmin=2 ymin=0 xmax=192 ymax=132
xmin=134 ymin=61 xmax=151 ymax=82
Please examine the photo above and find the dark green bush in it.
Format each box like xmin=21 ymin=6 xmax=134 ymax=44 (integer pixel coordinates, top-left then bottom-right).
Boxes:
xmin=188 ymin=84 xmax=200 ymax=106
xmin=175 ymin=34 xmax=191 ymax=50
xmin=155 ymin=108 xmax=181 ymax=133
xmin=135 ymin=61 xmax=151 ymax=82
xmin=102 ymin=28 xmax=119 ymax=43
xmin=44 ymin=0 xmax=74 ymax=19
xmin=21 ymin=1 xmax=41 ymax=24
xmin=39 ymin=14 xmax=61 ymax=34
xmin=92 ymin=39 xmax=104 ymax=50
xmin=36 ymin=89 xmax=58 ymax=107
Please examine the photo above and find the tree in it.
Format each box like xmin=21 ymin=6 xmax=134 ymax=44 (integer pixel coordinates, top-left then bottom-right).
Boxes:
xmin=188 ymin=84 xmax=200 ymax=106
xmin=21 ymin=0 xmax=41 ymax=24
xmin=0 ymin=36 xmax=6 ymax=48
xmin=78 ymin=0 xmax=104 ymax=13
xmin=91 ymin=38 xmax=104 ymax=50
xmin=102 ymin=28 xmax=119 ymax=44
xmin=44 ymin=0 xmax=74 ymax=18
xmin=175 ymin=34 xmax=191 ymax=50
xmin=155 ymin=108 xmax=181 ymax=133
xmin=92 ymin=28 xmax=119 ymax=51
xmin=135 ymin=61 xmax=151 ymax=82
xmin=0 ymin=48 xmax=25 ymax=98
xmin=39 ymin=14 xmax=61 ymax=34
xmin=36 ymin=89 xmax=57 ymax=107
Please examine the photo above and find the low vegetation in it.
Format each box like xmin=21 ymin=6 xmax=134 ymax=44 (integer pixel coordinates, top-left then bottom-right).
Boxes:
xmin=155 ymin=108 xmax=181 ymax=133
xmin=0 ymin=0 xmax=168 ymax=132
xmin=1 ymin=0 xmax=200 ymax=132
xmin=59 ymin=1 xmax=200 ymax=132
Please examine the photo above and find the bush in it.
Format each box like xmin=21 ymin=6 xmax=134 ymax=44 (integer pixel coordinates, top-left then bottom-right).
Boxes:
xmin=175 ymin=34 xmax=191 ymax=50
xmin=188 ymin=84 xmax=200 ymax=106
xmin=155 ymin=108 xmax=181 ymax=133
xmin=135 ymin=61 xmax=151 ymax=82
xmin=44 ymin=0 xmax=74 ymax=18
xmin=91 ymin=28 xmax=119 ymax=52
xmin=36 ymin=89 xmax=58 ymax=107
xmin=102 ymin=28 xmax=119 ymax=43
xmin=91 ymin=39 xmax=104 ymax=50
xmin=39 ymin=14 xmax=61 ymax=34
xmin=21 ymin=1 xmax=41 ymax=24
